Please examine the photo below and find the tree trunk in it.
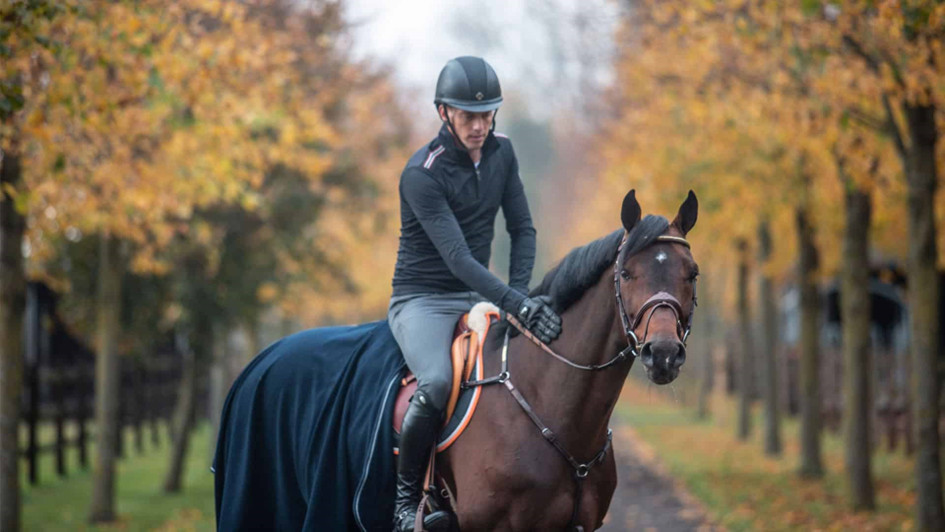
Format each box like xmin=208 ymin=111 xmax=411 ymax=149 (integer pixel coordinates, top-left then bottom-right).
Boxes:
xmin=796 ymin=204 xmax=824 ymax=478
xmin=0 ymin=149 xmax=26 ymax=532
xmin=904 ymin=103 xmax=944 ymax=531
xmin=243 ymin=317 xmax=259 ymax=367
xmin=736 ymin=239 xmax=752 ymax=441
xmin=208 ymin=325 xmax=226 ymax=464
xmin=696 ymin=279 xmax=714 ymax=420
xmin=163 ymin=342 xmax=197 ymax=493
xmin=759 ymin=220 xmax=781 ymax=456
xmin=841 ymin=186 xmax=874 ymax=510
xmin=88 ymin=234 xmax=123 ymax=523
xmin=163 ymin=322 xmax=210 ymax=493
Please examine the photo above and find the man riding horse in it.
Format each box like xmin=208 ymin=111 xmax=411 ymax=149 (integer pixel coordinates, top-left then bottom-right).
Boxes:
xmin=388 ymin=56 xmax=562 ymax=531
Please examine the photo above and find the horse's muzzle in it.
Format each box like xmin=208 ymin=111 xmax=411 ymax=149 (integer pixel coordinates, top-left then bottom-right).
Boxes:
xmin=639 ymin=338 xmax=685 ymax=384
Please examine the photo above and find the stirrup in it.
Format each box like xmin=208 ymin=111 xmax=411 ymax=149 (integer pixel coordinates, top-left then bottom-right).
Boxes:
xmin=421 ymin=509 xmax=452 ymax=531
xmin=395 ymin=508 xmax=452 ymax=532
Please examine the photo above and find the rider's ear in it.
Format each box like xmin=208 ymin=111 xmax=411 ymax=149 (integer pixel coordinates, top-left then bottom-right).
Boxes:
xmin=621 ymin=189 xmax=641 ymax=232
xmin=673 ymin=190 xmax=698 ymax=236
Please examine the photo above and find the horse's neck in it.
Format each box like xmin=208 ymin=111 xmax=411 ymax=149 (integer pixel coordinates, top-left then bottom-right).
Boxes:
xmin=509 ymin=270 xmax=632 ymax=455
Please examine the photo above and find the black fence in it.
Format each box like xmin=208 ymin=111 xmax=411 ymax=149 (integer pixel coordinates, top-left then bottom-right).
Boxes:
xmin=19 ymin=282 xmax=183 ymax=485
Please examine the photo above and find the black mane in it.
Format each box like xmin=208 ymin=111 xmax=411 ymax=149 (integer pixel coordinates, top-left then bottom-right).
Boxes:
xmin=531 ymin=215 xmax=671 ymax=312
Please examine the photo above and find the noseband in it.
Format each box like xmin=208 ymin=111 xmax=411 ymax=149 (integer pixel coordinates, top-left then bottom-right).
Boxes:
xmin=614 ymin=234 xmax=696 ymax=360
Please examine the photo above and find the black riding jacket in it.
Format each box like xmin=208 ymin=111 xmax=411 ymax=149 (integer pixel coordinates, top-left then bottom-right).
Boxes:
xmin=391 ymin=124 xmax=536 ymax=314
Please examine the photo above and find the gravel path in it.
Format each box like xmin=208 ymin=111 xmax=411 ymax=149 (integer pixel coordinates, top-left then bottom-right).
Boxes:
xmin=598 ymin=422 xmax=720 ymax=532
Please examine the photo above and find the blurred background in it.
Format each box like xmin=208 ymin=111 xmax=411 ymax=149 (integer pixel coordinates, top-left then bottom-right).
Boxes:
xmin=1 ymin=0 xmax=943 ymax=530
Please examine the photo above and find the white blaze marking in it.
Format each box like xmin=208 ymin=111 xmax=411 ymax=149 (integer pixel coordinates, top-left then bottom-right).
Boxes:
xmin=656 ymin=251 xmax=668 ymax=264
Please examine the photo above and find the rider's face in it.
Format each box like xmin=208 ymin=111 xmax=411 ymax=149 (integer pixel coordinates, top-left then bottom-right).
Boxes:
xmin=439 ymin=106 xmax=494 ymax=151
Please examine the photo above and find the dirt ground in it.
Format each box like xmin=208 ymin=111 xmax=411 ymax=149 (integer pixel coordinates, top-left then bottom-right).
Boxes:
xmin=598 ymin=420 xmax=721 ymax=532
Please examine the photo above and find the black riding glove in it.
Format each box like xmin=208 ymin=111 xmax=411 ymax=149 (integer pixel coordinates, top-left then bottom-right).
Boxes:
xmin=516 ymin=295 xmax=562 ymax=344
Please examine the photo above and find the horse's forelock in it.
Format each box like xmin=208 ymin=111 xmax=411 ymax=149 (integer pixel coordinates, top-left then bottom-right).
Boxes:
xmin=616 ymin=215 xmax=671 ymax=269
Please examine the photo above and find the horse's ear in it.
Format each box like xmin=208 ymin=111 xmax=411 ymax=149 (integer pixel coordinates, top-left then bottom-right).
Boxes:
xmin=673 ymin=190 xmax=698 ymax=236
xmin=621 ymin=189 xmax=641 ymax=232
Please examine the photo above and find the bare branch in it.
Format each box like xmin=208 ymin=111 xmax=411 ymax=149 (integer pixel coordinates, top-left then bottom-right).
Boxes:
xmin=841 ymin=34 xmax=882 ymax=74
xmin=881 ymin=93 xmax=907 ymax=157
xmin=846 ymin=106 xmax=886 ymax=131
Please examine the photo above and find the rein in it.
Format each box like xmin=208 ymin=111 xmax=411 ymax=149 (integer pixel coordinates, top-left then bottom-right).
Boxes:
xmin=462 ymin=233 xmax=694 ymax=531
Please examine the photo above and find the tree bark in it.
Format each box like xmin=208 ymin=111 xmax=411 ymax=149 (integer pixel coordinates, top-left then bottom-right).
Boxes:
xmin=163 ymin=346 xmax=195 ymax=493
xmin=797 ymin=204 xmax=824 ymax=478
xmin=841 ymin=186 xmax=874 ymax=510
xmin=696 ymin=279 xmax=714 ymax=421
xmin=88 ymin=234 xmax=124 ymax=523
xmin=903 ymin=103 xmax=943 ymax=531
xmin=0 ymin=149 xmax=25 ymax=532
xmin=208 ymin=325 xmax=225 ymax=464
xmin=736 ymin=239 xmax=752 ymax=441
xmin=759 ymin=220 xmax=781 ymax=456
xmin=163 ymin=324 xmax=210 ymax=493
xmin=243 ymin=317 xmax=259 ymax=367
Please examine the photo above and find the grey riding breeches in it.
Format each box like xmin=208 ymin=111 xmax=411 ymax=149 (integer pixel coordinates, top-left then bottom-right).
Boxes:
xmin=388 ymin=291 xmax=484 ymax=413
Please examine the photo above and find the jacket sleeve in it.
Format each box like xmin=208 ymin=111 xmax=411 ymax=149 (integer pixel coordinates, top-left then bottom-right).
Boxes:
xmin=401 ymin=167 xmax=527 ymax=314
xmin=501 ymin=147 xmax=537 ymax=294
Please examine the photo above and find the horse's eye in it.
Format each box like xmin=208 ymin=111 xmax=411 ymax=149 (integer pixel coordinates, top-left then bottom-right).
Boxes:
xmin=687 ymin=273 xmax=699 ymax=283
xmin=621 ymin=270 xmax=632 ymax=281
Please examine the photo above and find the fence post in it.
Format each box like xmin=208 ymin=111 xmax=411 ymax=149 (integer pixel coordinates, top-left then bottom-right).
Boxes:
xmin=78 ymin=409 xmax=88 ymax=468
xmin=46 ymin=318 xmax=65 ymax=479
xmin=24 ymin=283 xmax=40 ymax=485
xmin=149 ymin=362 xmax=160 ymax=448
xmin=54 ymin=365 xmax=65 ymax=478
xmin=26 ymin=365 xmax=38 ymax=485
xmin=116 ymin=359 xmax=125 ymax=460
xmin=135 ymin=360 xmax=144 ymax=454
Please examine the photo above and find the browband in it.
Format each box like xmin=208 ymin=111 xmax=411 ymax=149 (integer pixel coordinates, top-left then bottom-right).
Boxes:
xmin=654 ymin=235 xmax=690 ymax=248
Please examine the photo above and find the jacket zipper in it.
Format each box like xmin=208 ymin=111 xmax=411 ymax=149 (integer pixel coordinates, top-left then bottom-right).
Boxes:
xmin=474 ymin=165 xmax=481 ymax=199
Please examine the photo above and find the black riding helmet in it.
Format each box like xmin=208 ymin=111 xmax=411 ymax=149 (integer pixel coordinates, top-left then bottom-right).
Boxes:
xmin=434 ymin=56 xmax=503 ymax=113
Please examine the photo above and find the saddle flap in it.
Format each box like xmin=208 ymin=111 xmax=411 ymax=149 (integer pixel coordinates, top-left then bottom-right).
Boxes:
xmin=393 ymin=304 xmax=501 ymax=454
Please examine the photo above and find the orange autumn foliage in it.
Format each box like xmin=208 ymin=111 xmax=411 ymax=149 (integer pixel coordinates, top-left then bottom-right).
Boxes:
xmin=575 ymin=0 xmax=945 ymax=313
xmin=7 ymin=0 xmax=409 ymax=325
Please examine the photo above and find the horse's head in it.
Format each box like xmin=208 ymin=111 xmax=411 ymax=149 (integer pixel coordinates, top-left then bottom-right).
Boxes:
xmin=616 ymin=189 xmax=699 ymax=385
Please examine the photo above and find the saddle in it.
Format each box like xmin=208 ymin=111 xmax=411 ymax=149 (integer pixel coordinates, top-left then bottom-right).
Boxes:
xmin=392 ymin=302 xmax=500 ymax=453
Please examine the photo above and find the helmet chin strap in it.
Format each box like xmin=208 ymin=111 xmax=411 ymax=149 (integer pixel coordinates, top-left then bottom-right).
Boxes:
xmin=441 ymin=106 xmax=469 ymax=152
xmin=439 ymin=105 xmax=498 ymax=154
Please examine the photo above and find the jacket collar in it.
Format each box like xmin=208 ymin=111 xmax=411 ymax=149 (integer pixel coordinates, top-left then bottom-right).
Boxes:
xmin=435 ymin=123 xmax=500 ymax=165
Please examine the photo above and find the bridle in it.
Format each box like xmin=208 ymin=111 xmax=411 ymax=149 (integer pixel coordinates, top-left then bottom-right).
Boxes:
xmin=462 ymin=232 xmax=696 ymax=531
xmin=614 ymin=234 xmax=696 ymax=362
xmin=504 ymin=233 xmax=696 ymax=371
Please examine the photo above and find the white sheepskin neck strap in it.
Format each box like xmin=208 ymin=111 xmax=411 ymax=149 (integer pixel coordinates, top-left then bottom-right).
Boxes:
xmin=467 ymin=301 xmax=500 ymax=341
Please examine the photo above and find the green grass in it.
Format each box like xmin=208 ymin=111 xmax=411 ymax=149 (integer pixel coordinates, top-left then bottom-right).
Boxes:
xmin=616 ymin=381 xmax=914 ymax=531
xmin=22 ymin=424 xmax=215 ymax=531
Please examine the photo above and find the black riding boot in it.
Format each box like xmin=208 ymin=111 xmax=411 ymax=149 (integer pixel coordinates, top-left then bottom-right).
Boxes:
xmin=394 ymin=390 xmax=451 ymax=532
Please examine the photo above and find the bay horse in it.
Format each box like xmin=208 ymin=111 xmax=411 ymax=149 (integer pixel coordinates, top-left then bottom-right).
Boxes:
xmin=433 ymin=189 xmax=698 ymax=530
xmin=213 ymin=188 xmax=699 ymax=531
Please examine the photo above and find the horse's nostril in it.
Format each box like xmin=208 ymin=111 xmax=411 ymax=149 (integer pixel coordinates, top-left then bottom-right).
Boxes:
xmin=674 ymin=346 xmax=686 ymax=368
xmin=644 ymin=340 xmax=685 ymax=371
xmin=639 ymin=343 xmax=655 ymax=367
